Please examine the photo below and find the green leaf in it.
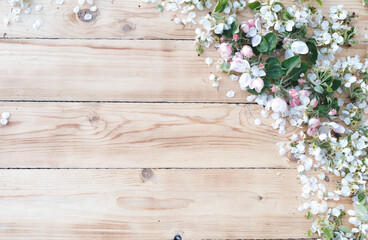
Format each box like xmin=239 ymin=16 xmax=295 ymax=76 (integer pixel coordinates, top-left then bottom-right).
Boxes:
xmin=318 ymin=105 xmax=328 ymax=115
xmin=247 ymin=1 xmax=261 ymax=11
xmin=220 ymin=62 xmax=230 ymax=72
xmin=280 ymin=10 xmax=291 ymax=20
xmin=306 ymin=42 xmax=318 ymax=65
xmin=221 ymin=21 xmax=237 ymax=39
xmin=282 ymin=56 xmax=301 ymax=76
xmin=356 ymin=204 xmax=368 ymax=214
xmin=307 ymin=229 xmax=312 ymax=237
xmin=314 ymin=85 xmax=324 ymax=94
xmin=358 ymin=192 xmax=366 ymax=204
xmin=256 ymin=37 xmax=268 ymax=53
xmin=327 ymin=85 xmax=333 ymax=93
xmin=265 ymin=32 xmax=277 ymax=55
xmin=338 ymin=225 xmax=351 ymax=233
xmin=265 ymin=57 xmax=284 ymax=79
xmin=323 ymin=228 xmax=333 ymax=240
xmin=288 ymin=61 xmax=311 ymax=83
xmin=306 ymin=211 xmax=311 ymax=219
xmin=316 ymin=0 xmax=323 ymax=6
xmin=331 ymin=79 xmax=342 ymax=91
xmin=214 ymin=0 xmax=229 ymax=13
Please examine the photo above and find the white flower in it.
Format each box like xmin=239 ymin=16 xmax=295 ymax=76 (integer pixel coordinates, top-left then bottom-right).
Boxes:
xmin=285 ymin=20 xmax=295 ymax=32
xmin=246 ymin=18 xmax=262 ymax=47
xmin=230 ymin=58 xmax=250 ymax=73
xmin=285 ymin=41 xmax=309 ymax=59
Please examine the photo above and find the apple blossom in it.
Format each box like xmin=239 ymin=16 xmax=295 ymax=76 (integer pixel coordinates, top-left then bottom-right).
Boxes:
xmin=218 ymin=43 xmax=232 ymax=59
xmin=310 ymin=98 xmax=318 ymax=108
xmin=271 ymin=85 xmax=279 ymax=92
xmin=230 ymin=58 xmax=250 ymax=73
xmin=246 ymin=18 xmax=262 ymax=47
xmin=299 ymin=90 xmax=310 ymax=97
xmin=328 ymin=109 xmax=337 ymax=115
xmin=289 ymin=89 xmax=300 ymax=99
xmin=307 ymin=127 xmax=318 ymax=136
xmin=308 ymin=117 xmax=320 ymax=128
xmin=298 ymin=77 xmax=306 ymax=84
xmin=290 ymin=98 xmax=301 ymax=107
xmin=271 ymin=98 xmax=288 ymax=113
xmin=241 ymin=45 xmax=253 ymax=58
xmin=249 ymin=78 xmax=264 ymax=93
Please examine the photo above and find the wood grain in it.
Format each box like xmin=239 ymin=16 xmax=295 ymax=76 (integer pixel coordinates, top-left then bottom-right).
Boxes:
xmin=0 ymin=168 xmax=345 ymax=239
xmin=0 ymin=102 xmax=296 ymax=168
xmin=0 ymin=39 xmax=366 ymax=102
xmin=0 ymin=0 xmax=367 ymax=40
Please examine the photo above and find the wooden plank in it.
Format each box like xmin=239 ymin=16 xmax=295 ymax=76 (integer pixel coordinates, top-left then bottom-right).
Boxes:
xmin=0 ymin=168 xmax=346 ymax=239
xmin=0 ymin=102 xmax=295 ymax=168
xmin=0 ymin=0 xmax=367 ymax=40
xmin=0 ymin=39 xmax=366 ymax=102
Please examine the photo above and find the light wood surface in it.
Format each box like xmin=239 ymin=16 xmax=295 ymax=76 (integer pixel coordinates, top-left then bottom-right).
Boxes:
xmin=0 ymin=0 xmax=367 ymax=40
xmin=0 ymin=0 xmax=366 ymax=238
xmin=0 ymin=40 xmax=366 ymax=102
xmin=0 ymin=102 xmax=294 ymax=168
xmin=0 ymin=169 xmax=346 ymax=239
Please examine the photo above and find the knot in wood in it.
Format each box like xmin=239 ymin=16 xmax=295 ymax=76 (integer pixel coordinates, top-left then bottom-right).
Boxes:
xmin=88 ymin=115 xmax=100 ymax=122
xmin=122 ymin=23 xmax=136 ymax=34
xmin=141 ymin=168 xmax=154 ymax=180
xmin=78 ymin=9 xmax=97 ymax=22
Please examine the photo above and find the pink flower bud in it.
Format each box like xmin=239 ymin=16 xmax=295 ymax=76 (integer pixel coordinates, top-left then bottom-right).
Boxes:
xmin=328 ymin=109 xmax=337 ymax=116
xmin=290 ymin=98 xmax=301 ymax=107
xmin=271 ymin=85 xmax=279 ymax=93
xmin=259 ymin=63 xmax=264 ymax=69
xmin=233 ymin=34 xmax=239 ymax=41
xmin=282 ymin=38 xmax=293 ymax=44
xmin=241 ymin=45 xmax=253 ymax=58
xmin=218 ymin=43 xmax=233 ymax=59
xmin=298 ymin=77 xmax=306 ymax=84
xmin=310 ymin=98 xmax=318 ymax=108
xmin=271 ymin=98 xmax=288 ymax=113
xmin=249 ymin=78 xmax=264 ymax=93
xmin=299 ymin=90 xmax=310 ymax=97
xmin=220 ymin=36 xmax=225 ymax=43
xmin=247 ymin=19 xmax=255 ymax=28
xmin=307 ymin=127 xmax=318 ymax=136
xmin=289 ymin=89 xmax=300 ymax=99
xmin=308 ymin=117 xmax=320 ymax=129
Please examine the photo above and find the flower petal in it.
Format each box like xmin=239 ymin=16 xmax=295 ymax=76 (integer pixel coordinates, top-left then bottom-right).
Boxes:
xmin=285 ymin=49 xmax=294 ymax=59
xmin=252 ymin=35 xmax=262 ymax=47
xmin=291 ymin=41 xmax=309 ymax=54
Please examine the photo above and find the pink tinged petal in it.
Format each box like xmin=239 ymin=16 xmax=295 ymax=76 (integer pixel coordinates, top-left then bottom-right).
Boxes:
xmin=246 ymin=27 xmax=257 ymax=38
xmin=252 ymin=35 xmax=262 ymax=47
xmin=291 ymin=41 xmax=309 ymax=54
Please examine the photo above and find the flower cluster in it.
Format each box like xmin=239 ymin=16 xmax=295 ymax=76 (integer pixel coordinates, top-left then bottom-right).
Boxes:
xmin=148 ymin=0 xmax=367 ymax=238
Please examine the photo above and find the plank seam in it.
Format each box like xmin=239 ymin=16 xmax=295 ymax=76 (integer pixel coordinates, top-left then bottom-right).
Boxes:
xmin=0 ymin=167 xmax=295 ymax=170
xmin=0 ymin=37 xmax=196 ymax=41
xmin=0 ymin=100 xmax=255 ymax=105
xmin=0 ymin=37 xmax=367 ymax=44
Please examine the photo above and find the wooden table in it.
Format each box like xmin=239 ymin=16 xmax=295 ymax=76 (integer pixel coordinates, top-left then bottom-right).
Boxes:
xmin=0 ymin=0 xmax=366 ymax=239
